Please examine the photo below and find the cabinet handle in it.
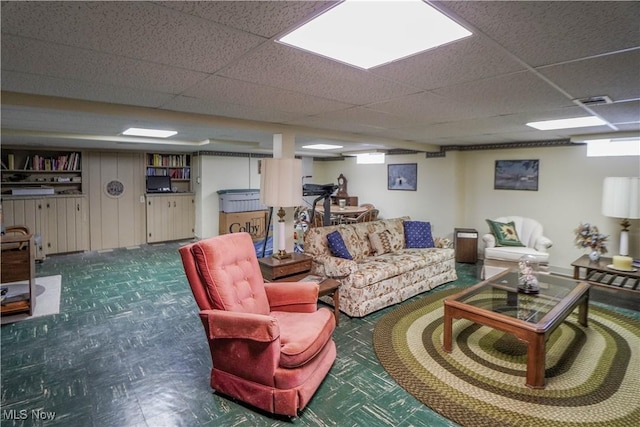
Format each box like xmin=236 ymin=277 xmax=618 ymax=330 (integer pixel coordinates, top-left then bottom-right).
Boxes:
xmin=173 ymin=201 xmax=176 ymax=207
xmin=77 ymin=203 xmax=80 ymax=211
xmin=168 ymin=201 xmax=171 ymax=208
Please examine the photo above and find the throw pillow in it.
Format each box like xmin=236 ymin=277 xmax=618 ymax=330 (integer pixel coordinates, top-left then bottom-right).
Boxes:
xmin=486 ymin=219 xmax=525 ymax=247
xmin=369 ymin=230 xmax=393 ymax=255
xmin=403 ymin=221 xmax=435 ymax=248
xmin=326 ymin=230 xmax=353 ymax=259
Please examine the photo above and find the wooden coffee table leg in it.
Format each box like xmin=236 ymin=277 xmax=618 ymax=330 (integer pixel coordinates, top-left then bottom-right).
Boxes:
xmin=443 ymin=303 xmax=453 ymax=352
xmin=578 ymin=293 xmax=589 ymax=327
xmin=526 ymin=333 xmax=546 ymax=389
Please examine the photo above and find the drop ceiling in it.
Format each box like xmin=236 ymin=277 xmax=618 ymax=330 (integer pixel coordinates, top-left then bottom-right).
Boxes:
xmin=1 ymin=1 xmax=639 ymax=156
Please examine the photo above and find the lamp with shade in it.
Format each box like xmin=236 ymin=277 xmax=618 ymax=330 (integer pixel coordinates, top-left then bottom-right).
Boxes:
xmin=601 ymin=177 xmax=640 ymax=268
xmin=260 ymin=158 xmax=302 ymax=259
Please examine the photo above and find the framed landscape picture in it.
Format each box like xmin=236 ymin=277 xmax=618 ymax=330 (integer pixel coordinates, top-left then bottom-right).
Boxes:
xmin=494 ymin=159 xmax=539 ymax=191
xmin=388 ymin=163 xmax=417 ymax=191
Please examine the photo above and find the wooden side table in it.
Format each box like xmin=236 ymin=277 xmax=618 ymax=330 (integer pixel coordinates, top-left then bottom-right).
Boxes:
xmin=258 ymin=255 xmax=341 ymax=325
xmin=1 ymin=234 xmax=36 ymax=316
xmin=571 ymin=255 xmax=639 ymax=292
xmin=258 ymin=253 xmax=312 ymax=281
xmin=317 ymin=278 xmax=341 ymax=326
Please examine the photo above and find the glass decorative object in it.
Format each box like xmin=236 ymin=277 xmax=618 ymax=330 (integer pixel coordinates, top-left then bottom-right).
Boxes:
xmin=518 ymin=255 xmax=540 ymax=294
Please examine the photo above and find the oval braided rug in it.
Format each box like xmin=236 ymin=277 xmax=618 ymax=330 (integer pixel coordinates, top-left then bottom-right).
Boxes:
xmin=373 ymin=287 xmax=640 ymax=427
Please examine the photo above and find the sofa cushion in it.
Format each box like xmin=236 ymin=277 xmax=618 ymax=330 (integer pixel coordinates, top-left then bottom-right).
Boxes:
xmin=486 ymin=219 xmax=525 ymax=247
xmin=403 ymin=221 xmax=435 ymax=248
xmin=369 ymin=230 xmax=393 ymax=255
xmin=326 ymin=231 xmax=352 ymax=260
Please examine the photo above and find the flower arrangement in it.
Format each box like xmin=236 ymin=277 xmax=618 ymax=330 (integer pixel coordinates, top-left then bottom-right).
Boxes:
xmin=574 ymin=223 xmax=608 ymax=254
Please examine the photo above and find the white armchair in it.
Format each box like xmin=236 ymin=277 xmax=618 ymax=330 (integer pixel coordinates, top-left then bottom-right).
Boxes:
xmin=482 ymin=216 xmax=552 ymax=278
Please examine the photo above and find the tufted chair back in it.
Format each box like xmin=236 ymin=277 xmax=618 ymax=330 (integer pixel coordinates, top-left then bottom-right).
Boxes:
xmin=181 ymin=232 xmax=270 ymax=315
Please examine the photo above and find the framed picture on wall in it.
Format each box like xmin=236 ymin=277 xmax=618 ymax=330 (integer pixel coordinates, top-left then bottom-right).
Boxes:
xmin=494 ymin=159 xmax=539 ymax=191
xmin=388 ymin=163 xmax=417 ymax=191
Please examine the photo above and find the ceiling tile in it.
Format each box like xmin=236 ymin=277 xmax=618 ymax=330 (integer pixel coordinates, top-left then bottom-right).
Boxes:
xmin=1 ymin=1 xmax=266 ymax=73
xmin=440 ymin=1 xmax=640 ymax=66
xmin=182 ymin=75 xmax=353 ymax=116
xmin=1 ymin=71 xmax=176 ymax=109
xmin=217 ymin=42 xmax=421 ymax=105
xmin=1 ymin=35 xmax=208 ymax=94
xmin=158 ymin=1 xmax=338 ymax=38
xmin=371 ymin=35 xmax=524 ymax=90
xmin=163 ymin=96 xmax=300 ymax=124
xmin=538 ymin=49 xmax=640 ymax=102
xmin=591 ymin=101 xmax=640 ymax=125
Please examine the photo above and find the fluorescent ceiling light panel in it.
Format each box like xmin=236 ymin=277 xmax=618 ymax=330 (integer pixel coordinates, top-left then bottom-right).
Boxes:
xmin=302 ymin=144 xmax=343 ymax=150
xmin=278 ymin=0 xmax=472 ymax=69
xmin=122 ymin=127 xmax=177 ymax=138
xmin=586 ymin=138 xmax=640 ymax=157
xmin=356 ymin=152 xmax=385 ymax=164
xmin=526 ymin=116 xmax=607 ymax=130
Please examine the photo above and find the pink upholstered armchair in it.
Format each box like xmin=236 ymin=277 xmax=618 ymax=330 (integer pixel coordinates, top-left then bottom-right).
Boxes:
xmin=179 ymin=232 xmax=336 ymax=417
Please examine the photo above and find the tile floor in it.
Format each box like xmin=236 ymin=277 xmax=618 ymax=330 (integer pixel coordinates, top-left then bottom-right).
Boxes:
xmin=1 ymin=242 xmax=637 ymax=427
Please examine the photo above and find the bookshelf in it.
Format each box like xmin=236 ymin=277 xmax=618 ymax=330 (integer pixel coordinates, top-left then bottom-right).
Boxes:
xmin=1 ymin=149 xmax=83 ymax=196
xmin=145 ymin=153 xmax=191 ymax=193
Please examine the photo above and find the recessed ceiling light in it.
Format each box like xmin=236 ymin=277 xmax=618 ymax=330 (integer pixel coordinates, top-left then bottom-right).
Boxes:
xmin=122 ymin=127 xmax=178 ymax=138
xmin=278 ymin=0 xmax=472 ymax=69
xmin=302 ymin=144 xmax=344 ymax=150
xmin=526 ymin=117 xmax=607 ymax=130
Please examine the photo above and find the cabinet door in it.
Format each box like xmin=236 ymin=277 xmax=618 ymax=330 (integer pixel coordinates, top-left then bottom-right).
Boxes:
xmin=1 ymin=199 xmax=46 ymax=260
xmin=173 ymin=195 xmax=194 ymax=240
xmin=63 ymin=197 xmax=88 ymax=252
xmin=146 ymin=195 xmax=171 ymax=243
xmin=44 ymin=198 xmax=60 ymax=254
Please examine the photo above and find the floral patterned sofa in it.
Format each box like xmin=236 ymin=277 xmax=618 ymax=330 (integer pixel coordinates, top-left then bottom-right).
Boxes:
xmin=303 ymin=217 xmax=457 ymax=317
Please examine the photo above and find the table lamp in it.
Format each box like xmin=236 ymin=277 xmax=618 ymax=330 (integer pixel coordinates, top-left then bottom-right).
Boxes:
xmin=260 ymin=158 xmax=302 ymax=259
xmin=601 ymin=177 xmax=640 ymax=259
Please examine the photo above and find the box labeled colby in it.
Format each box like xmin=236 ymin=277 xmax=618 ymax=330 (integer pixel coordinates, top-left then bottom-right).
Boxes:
xmin=219 ymin=210 xmax=267 ymax=241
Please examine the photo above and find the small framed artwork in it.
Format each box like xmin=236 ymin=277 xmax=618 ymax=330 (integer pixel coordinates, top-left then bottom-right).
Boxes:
xmin=388 ymin=163 xmax=417 ymax=191
xmin=494 ymin=159 xmax=539 ymax=191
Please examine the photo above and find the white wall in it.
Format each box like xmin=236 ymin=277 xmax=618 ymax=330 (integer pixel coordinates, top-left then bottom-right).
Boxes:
xmin=312 ymin=145 xmax=639 ymax=275
xmin=192 ymin=147 xmax=638 ymax=274
xmin=194 ymin=154 xmax=262 ymax=239
xmin=195 ymin=153 xmax=314 ymax=240
xmin=313 ymin=153 xmax=460 ymax=240
xmin=459 ymin=145 xmax=639 ymax=274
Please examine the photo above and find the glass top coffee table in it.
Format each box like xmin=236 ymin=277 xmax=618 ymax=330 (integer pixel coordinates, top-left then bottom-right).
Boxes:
xmin=442 ymin=270 xmax=590 ymax=388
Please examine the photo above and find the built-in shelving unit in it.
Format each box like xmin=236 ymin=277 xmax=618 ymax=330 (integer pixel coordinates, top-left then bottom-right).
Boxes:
xmin=1 ymin=149 xmax=83 ymax=196
xmin=145 ymin=153 xmax=191 ymax=193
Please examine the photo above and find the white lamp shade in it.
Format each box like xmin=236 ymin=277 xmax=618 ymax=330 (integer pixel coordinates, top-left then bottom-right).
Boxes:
xmin=260 ymin=158 xmax=303 ymax=207
xmin=602 ymin=177 xmax=640 ymax=219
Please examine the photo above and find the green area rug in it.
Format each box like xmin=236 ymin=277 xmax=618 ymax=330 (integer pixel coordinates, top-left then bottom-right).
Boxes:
xmin=373 ymin=288 xmax=640 ymax=427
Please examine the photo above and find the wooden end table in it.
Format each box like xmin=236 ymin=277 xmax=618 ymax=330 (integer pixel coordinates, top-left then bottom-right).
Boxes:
xmin=317 ymin=278 xmax=341 ymax=326
xmin=258 ymin=255 xmax=341 ymax=325
xmin=572 ymin=255 xmax=639 ymax=292
xmin=443 ymin=270 xmax=589 ymax=389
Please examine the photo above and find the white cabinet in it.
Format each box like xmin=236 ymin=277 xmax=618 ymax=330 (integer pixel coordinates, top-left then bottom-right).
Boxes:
xmin=43 ymin=197 xmax=88 ymax=254
xmin=146 ymin=194 xmax=194 ymax=243
xmin=1 ymin=196 xmax=88 ymax=256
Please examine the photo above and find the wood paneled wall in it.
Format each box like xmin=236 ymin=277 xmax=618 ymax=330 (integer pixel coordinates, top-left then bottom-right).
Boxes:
xmin=87 ymin=152 xmax=146 ymax=250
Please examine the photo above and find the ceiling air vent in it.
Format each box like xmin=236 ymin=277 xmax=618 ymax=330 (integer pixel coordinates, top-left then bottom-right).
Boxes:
xmin=574 ymin=96 xmax=613 ymax=107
